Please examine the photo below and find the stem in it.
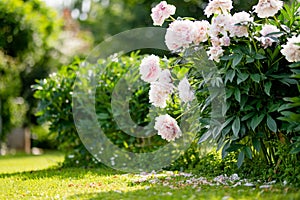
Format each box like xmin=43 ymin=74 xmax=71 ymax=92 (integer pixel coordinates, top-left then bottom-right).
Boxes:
xmin=260 ymin=139 xmax=270 ymax=165
xmin=169 ymin=16 xmax=176 ymax=21
xmin=175 ymin=102 xmax=201 ymax=120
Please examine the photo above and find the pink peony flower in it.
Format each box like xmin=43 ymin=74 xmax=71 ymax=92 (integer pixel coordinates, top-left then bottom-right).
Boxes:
xmin=178 ymin=77 xmax=195 ymax=103
xmin=207 ymin=46 xmax=224 ymax=62
xmin=149 ymin=82 xmax=174 ymax=108
xmin=230 ymin=11 xmax=253 ymax=38
xmin=281 ymin=35 xmax=300 ymax=62
xmin=165 ymin=20 xmax=196 ymax=51
xmin=209 ymin=14 xmax=232 ymax=38
xmin=204 ymin=0 xmax=233 ymax=17
xmin=257 ymin=24 xmax=282 ymax=48
xmin=253 ymin=0 xmax=283 ymax=18
xmin=220 ymin=36 xmax=231 ymax=46
xmin=151 ymin=1 xmax=176 ymax=26
xmin=154 ymin=114 xmax=182 ymax=142
xmin=158 ymin=69 xmax=173 ymax=84
xmin=211 ymin=36 xmax=222 ymax=47
xmin=193 ymin=20 xmax=210 ymax=44
xmin=140 ymin=55 xmax=161 ymax=83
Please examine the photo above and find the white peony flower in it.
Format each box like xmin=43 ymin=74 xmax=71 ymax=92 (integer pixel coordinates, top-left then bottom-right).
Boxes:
xmin=154 ymin=114 xmax=182 ymax=142
xmin=151 ymin=1 xmax=176 ymax=26
xmin=149 ymin=82 xmax=174 ymax=108
xmin=139 ymin=55 xmax=161 ymax=83
xmin=209 ymin=14 xmax=232 ymax=38
xmin=193 ymin=20 xmax=210 ymax=44
xmin=260 ymin=24 xmax=281 ymax=37
xmin=207 ymin=45 xmax=224 ymax=62
xmin=253 ymin=0 xmax=283 ymax=18
xmin=281 ymin=35 xmax=300 ymax=62
xmin=165 ymin=20 xmax=196 ymax=51
xmin=204 ymin=0 xmax=233 ymax=17
xmin=158 ymin=69 xmax=173 ymax=84
xmin=178 ymin=77 xmax=195 ymax=103
xmin=230 ymin=11 xmax=253 ymax=38
xmin=220 ymin=36 xmax=231 ymax=46
xmin=257 ymin=24 xmax=282 ymax=48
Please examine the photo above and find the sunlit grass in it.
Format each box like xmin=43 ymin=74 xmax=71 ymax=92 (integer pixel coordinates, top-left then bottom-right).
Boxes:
xmin=0 ymin=151 xmax=64 ymax=174
xmin=0 ymin=152 xmax=299 ymax=200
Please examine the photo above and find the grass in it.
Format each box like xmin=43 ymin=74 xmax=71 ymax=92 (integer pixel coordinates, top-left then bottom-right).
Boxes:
xmin=0 ymin=152 xmax=299 ymax=200
xmin=0 ymin=151 xmax=64 ymax=174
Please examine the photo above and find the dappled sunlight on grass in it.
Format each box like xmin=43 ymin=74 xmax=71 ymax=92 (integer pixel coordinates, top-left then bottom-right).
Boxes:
xmin=0 ymin=152 xmax=299 ymax=200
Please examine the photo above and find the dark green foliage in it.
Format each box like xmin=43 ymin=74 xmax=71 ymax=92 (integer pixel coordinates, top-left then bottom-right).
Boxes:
xmin=195 ymin=2 xmax=300 ymax=171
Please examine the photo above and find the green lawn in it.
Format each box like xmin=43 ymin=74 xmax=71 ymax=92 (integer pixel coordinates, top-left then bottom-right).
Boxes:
xmin=0 ymin=152 xmax=299 ymax=200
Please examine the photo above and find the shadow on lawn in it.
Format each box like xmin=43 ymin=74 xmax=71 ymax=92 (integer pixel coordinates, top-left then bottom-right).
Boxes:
xmin=0 ymin=166 xmax=123 ymax=180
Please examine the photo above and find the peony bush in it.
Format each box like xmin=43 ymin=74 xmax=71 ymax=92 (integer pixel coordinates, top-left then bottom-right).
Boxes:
xmin=141 ymin=0 xmax=300 ymax=169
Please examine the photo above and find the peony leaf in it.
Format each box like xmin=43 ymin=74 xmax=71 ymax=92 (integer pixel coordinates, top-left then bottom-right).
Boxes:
xmin=250 ymin=114 xmax=265 ymax=131
xmin=232 ymin=54 xmax=243 ymax=68
xmin=237 ymin=151 xmax=245 ymax=168
xmin=250 ymin=74 xmax=261 ymax=83
xmin=234 ymin=88 xmax=241 ymax=102
xmin=232 ymin=117 xmax=240 ymax=137
xmin=264 ymin=81 xmax=272 ymax=96
xmin=267 ymin=115 xmax=277 ymax=133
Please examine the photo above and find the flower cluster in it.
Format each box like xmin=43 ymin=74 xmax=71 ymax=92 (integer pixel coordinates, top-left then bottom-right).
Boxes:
xmin=147 ymin=0 xmax=300 ymax=143
xmin=151 ymin=0 xmax=300 ymax=63
xmin=139 ymin=54 xmax=195 ymax=141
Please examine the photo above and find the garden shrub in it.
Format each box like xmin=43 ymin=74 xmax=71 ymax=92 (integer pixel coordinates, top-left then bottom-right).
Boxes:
xmin=34 ymin=53 xmax=196 ymax=167
xmin=139 ymin=0 xmax=300 ymax=184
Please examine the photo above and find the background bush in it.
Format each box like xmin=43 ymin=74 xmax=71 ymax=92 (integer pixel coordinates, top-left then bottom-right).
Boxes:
xmin=34 ymin=53 xmax=188 ymax=167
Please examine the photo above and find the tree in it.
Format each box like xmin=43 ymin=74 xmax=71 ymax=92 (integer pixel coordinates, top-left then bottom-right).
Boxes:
xmin=0 ymin=0 xmax=62 ymax=142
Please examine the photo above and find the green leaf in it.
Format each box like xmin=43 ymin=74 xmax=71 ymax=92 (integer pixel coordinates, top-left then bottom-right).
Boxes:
xmin=237 ymin=151 xmax=245 ymax=168
xmin=289 ymin=62 xmax=300 ymax=68
xmin=237 ymin=72 xmax=249 ymax=84
xmin=222 ymin=116 xmax=235 ymax=129
xmin=240 ymin=95 xmax=248 ymax=109
xmin=264 ymin=81 xmax=272 ymax=96
xmin=279 ymin=78 xmax=298 ymax=86
xmin=232 ymin=117 xmax=240 ymax=137
xmin=234 ymin=88 xmax=241 ymax=102
xmin=250 ymin=114 xmax=265 ymax=131
xmin=246 ymin=56 xmax=255 ymax=63
xmin=220 ymin=54 xmax=234 ymax=61
xmin=250 ymin=74 xmax=261 ymax=83
xmin=252 ymin=138 xmax=261 ymax=152
xmin=226 ymin=88 xmax=234 ymax=99
xmin=222 ymin=102 xmax=231 ymax=116
xmin=290 ymin=147 xmax=300 ymax=154
xmin=241 ymin=112 xmax=255 ymax=121
xmin=244 ymin=146 xmax=252 ymax=159
xmin=222 ymin=141 xmax=231 ymax=159
xmin=176 ymin=67 xmax=190 ymax=80
xmin=232 ymin=54 xmax=243 ymax=68
xmin=254 ymin=53 xmax=266 ymax=60
xmin=278 ymin=103 xmax=295 ymax=111
xmin=267 ymin=115 xmax=277 ymax=132
xmin=225 ymin=69 xmax=235 ymax=83
xmin=198 ymin=131 xmax=212 ymax=144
